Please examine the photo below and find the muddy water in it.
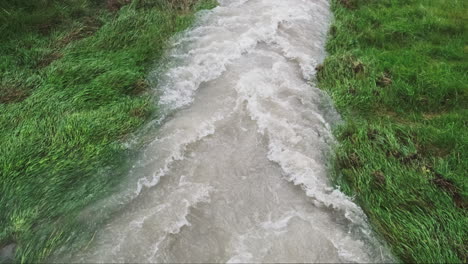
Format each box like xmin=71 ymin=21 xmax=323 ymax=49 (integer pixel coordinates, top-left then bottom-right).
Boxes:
xmin=63 ymin=0 xmax=393 ymax=262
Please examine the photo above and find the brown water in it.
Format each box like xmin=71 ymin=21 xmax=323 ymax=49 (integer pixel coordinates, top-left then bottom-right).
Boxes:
xmin=61 ymin=0 xmax=393 ymax=262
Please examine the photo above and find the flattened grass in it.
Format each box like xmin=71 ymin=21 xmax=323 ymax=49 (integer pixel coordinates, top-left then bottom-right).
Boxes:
xmin=0 ymin=0 xmax=217 ymax=262
xmin=318 ymin=0 xmax=467 ymax=262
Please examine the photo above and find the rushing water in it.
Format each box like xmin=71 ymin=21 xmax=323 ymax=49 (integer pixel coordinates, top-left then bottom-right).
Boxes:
xmin=62 ymin=0 xmax=393 ymax=262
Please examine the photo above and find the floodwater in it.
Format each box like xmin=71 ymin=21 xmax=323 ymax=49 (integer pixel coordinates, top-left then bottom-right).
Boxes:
xmin=62 ymin=0 xmax=393 ymax=262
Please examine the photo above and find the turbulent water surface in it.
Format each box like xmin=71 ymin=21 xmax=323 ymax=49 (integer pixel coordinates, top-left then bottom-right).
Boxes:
xmin=64 ymin=0 xmax=393 ymax=262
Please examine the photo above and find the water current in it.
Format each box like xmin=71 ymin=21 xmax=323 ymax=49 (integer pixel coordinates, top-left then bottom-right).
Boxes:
xmin=62 ymin=0 xmax=393 ymax=262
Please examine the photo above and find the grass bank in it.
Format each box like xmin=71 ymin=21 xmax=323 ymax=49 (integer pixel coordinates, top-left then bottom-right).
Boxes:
xmin=0 ymin=0 xmax=216 ymax=262
xmin=318 ymin=0 xmax=467 ymax=262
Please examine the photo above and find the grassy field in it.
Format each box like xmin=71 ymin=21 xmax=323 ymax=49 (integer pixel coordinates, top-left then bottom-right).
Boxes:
xmin=0 ymin=0 xmax=216 ymax=262
xmin=318 ymin=0 xmax=467 ymax=262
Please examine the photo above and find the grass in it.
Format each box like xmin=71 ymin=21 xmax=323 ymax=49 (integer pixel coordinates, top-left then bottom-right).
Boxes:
xmin=0 ymin=0 xmax=217 ymax=262
xmin=318 ymin=0 xmax=467 ymax=262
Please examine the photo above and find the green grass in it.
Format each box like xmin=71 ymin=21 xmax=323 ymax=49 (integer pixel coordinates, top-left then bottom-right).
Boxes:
xmin=0 ymin=0 xmax=217 ymax=262
xmin=318 ymin=0 xmax=467 ymax=262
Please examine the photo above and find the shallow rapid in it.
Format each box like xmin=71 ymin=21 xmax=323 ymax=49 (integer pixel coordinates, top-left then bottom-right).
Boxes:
xmin=62 ymin=0 xmax=393 ymax=262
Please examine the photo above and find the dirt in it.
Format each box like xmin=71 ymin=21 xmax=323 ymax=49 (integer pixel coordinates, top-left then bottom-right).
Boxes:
xmin=400 ymin=153 xmax=420 ymax=165
xmin=59 ymin=18 xmax=101 ymax=47
xmin=130 ymin=107 xmax=149 ymax=118
xmin=352 ymin=60 xmax=365 ymax=74
xmin=432 ymin=173 xmax=466 ymax=209
xmin=366 ymin=128 xmax=379 ymax=141
xmin=315 ymin=64 xmax=324 ymax=74
xmin=106 ymin=0 xmax=132 ymax=12
xmin=37 ymin=52 xmax=63 ymax=68
xmin=416 ymin=143 xmax=450 ymax=158
xmin=36 ymin=17 xmax=62 ymax=35
xmin=376 ymin=72 xmax=392 ymax=87
xmin=339 ymin=0 xmax=359 ymax=10
xmin=339 ymin=152 xmax=362 ymax=169
xmin=372 ymin=170 xmax=386 ymax=188
xmin=127 ymin=79 xmax=149 ymax=95
xmin=0 ymin=85 xmax=31 ymax=104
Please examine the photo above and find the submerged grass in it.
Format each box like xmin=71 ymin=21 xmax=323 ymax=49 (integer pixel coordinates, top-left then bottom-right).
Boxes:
xmin=0 ymin=0 xmax=217 ymax=262
xmin=318 ymin=0 xmax=467 ymax=263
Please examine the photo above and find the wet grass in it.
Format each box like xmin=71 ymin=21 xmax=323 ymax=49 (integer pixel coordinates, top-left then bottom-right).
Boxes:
xmin=0 ymin=0 xmax=217 ymax=262
xmin=318 ymin=0 xmax=467 ymax=263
